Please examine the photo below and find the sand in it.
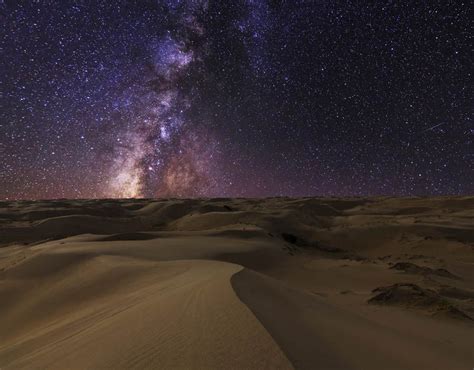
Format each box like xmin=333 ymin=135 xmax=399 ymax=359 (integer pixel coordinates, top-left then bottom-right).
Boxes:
xmin=0 ymin=197 xmax=473 ymax=369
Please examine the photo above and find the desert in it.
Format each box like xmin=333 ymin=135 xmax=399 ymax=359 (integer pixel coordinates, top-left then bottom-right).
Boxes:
xmin=0 ymin=196 xmax=473 ymax=369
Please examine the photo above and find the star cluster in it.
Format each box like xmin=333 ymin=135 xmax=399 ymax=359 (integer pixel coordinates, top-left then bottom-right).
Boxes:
xmin=0 ymin=1 xmax=472 ymax=199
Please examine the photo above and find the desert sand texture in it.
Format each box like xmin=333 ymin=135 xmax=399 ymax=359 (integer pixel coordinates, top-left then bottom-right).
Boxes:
xmin=0 ymin=196 xmax=473 ymax=369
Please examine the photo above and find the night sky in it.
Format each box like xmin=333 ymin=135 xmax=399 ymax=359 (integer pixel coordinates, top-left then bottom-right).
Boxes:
xmin=1 ymin=1 xmax=472 ymax=199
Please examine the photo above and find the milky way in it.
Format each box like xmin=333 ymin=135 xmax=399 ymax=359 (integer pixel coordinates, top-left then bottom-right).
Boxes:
xmin=1 ymin=1 xmax=472 ymax=199
xmin=107 ymin=1 xmax=214 ymax=198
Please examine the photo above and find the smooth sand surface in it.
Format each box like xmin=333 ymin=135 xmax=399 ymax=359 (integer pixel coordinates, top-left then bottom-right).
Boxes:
xmin=0 ymin=197 xmax=473 ymax=369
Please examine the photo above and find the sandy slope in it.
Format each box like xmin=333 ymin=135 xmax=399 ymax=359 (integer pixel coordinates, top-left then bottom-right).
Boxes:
xmin=0 ymin=197 xmax=473 ymax=369
xmin=232 ymin=268 xmax=473 ymax=369
xmin=0 ymin=256 xmax=290 ymax=369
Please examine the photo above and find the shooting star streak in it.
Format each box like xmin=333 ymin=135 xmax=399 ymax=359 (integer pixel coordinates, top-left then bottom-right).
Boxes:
xmin=420 ymin=122 xmax=446 ymax=133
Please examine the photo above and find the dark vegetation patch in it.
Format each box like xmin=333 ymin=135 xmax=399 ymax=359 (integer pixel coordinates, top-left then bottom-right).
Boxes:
xmin=99 ymin=232 xmax=158 ymax=242
xmin=281 ymin=232 xmax=346 ymax=254
xmin=369 ymin=283 xmax=472 ymax=321
xmin=390 ymin=262 xmax=459 ymax=279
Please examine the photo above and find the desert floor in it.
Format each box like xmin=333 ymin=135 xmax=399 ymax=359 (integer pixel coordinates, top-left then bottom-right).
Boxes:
xmin=0 ymin=197 xmax=473 ymax=369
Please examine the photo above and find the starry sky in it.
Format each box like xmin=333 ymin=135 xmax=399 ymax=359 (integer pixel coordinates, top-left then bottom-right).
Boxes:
xmin=1 ymin=0 xmax=472 ymax=199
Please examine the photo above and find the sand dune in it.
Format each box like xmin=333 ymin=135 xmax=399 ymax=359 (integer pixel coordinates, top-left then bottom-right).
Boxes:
xmin=0 ymin=197 xmax=473 ymax=369
xmin=1 ymin=258 xmax=290 ymax=369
